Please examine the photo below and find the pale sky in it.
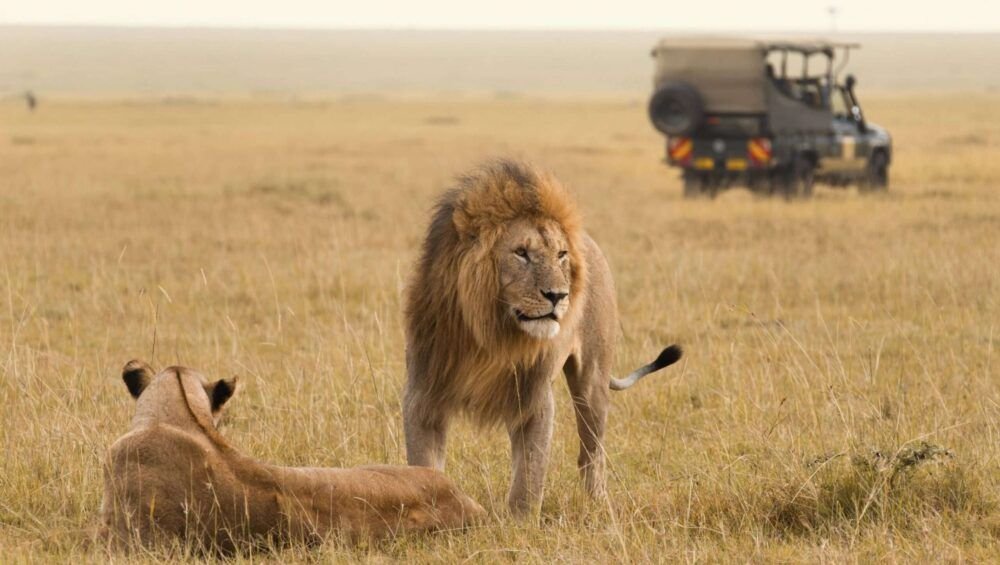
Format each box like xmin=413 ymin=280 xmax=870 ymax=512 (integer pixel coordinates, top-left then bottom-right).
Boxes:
xmin=1 ymin=0 xmax=998 ymax=32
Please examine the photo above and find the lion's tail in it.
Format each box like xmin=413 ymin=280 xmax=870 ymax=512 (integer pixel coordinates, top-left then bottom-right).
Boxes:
xmin=609 ymin=345 xmax=683 ymax=391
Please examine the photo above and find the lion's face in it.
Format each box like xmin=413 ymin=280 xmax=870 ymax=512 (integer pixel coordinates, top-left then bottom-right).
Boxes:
xmin=495 ymin=218 xmax=573 ymax=340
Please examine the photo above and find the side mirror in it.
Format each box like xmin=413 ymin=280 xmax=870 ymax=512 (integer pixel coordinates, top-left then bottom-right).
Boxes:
xmin=851 ymin=105 xmax=867 ymax=132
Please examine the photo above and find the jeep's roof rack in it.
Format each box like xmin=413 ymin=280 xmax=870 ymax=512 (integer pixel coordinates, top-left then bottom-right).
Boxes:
xmin=652 ymin=37 xmax=860 ymax=58
xmin=763 ymin=40 xmax=861 ymax=57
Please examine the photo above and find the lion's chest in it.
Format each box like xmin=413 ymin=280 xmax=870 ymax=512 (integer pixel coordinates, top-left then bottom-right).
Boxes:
xmin=449 ymin=346 xmax=568 ymax=426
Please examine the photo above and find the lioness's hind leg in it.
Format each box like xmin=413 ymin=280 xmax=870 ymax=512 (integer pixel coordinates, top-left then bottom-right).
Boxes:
xmin=565 ymin=354 xmax=610 ymax=498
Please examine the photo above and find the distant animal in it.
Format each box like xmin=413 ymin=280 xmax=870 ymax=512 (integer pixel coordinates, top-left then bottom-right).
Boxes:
xmin=403 ymin=159 xmax=683 ymax=516
xmin=100 ymin=360 xmax=484 ymax=553
xmin=25 ymin=91 xmax=36 ymax=112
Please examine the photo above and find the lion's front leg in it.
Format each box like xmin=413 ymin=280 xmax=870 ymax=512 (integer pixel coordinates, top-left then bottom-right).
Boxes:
xmin=506 ymin=384 xmax=555 ymax=518
xmin=403 ymin=384 xmax=449 ymax=470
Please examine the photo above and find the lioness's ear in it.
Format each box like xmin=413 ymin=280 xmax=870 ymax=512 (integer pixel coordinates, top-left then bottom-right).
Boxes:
xmin=207 ymin=377 xmax=238 ymax=412
xmin=122 ymin=359 xmax=154 ymax=399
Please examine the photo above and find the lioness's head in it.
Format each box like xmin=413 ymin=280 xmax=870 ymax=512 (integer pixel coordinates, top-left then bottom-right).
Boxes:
xmin=122 ymin=360 xmax=238 ymax=427
xmin=443 ymin=160 xmax=587 ymax=343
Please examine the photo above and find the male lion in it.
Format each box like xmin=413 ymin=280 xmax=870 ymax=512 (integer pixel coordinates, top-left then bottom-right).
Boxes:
xmin=403 ymin=160 xmax=682 ymax=515
xmin=101 ymin=360 xmax=483 ymax=553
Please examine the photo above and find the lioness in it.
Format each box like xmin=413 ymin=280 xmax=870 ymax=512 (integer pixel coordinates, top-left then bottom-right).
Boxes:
xmin=404 ymin=160 xmax=683 ymax=515
xmin=101 ymin=360 xmax=483 ymax=552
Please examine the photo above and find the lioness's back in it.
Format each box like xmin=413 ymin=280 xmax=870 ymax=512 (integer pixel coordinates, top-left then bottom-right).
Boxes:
xmin=103 ymin=426 xmax=210 ymax=546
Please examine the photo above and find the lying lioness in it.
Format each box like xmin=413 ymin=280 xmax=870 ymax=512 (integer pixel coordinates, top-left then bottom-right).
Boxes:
xmin=100 ymin=360 xmax=484 ymax=552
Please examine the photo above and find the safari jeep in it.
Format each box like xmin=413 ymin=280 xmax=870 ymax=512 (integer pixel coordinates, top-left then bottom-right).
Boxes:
xmin=648 ymin=37 xmax=892 ymax=199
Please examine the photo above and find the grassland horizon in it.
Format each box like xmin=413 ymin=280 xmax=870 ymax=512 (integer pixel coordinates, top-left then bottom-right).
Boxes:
xmin=3 ymin=27 xmax=1000 ymax=98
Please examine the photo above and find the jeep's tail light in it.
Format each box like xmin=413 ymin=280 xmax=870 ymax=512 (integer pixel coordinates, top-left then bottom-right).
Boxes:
xmin=668 ymin=137 xmax=693 ymax=165
xmin=748 ymin=137 xmax=772 ymax=166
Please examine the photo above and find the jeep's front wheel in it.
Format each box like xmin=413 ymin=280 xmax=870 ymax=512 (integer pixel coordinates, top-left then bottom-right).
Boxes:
xmin=861 ymin=151 xmax=889 ymax=192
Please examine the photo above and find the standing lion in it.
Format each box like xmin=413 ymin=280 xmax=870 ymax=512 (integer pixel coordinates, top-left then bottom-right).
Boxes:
xmin=403 ymin=159 xmax=682 ymax=516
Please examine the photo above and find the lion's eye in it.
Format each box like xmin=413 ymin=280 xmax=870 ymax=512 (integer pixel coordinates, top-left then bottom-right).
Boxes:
xmin=514 ymin=248 xmax=529 ymax=261
xmin=558 ymin=250 xmax=568 ymax=260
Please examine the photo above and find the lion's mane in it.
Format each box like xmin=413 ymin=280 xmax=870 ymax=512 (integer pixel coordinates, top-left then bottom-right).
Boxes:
xmin=405 ymin=160 xmax=588 ymax=426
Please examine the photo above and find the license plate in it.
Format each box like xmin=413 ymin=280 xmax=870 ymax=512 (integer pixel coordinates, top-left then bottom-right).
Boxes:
xmin=694 ymin=157 xmax=715 ymax=170
xmin=726 ymin=158 xmax=748 ymax=171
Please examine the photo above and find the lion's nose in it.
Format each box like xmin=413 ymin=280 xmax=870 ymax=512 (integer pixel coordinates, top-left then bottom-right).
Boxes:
xmin=541 ymin=290 xmax=568 ymax=306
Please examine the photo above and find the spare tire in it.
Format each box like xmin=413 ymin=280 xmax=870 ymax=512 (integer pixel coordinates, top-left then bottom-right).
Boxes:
xmin=648 ymin=81 xmax=704 ymax=136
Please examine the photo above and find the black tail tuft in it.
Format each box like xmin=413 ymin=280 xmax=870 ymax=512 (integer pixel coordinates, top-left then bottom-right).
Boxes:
xmin=652 ymin=344 xmax=683 ymax=370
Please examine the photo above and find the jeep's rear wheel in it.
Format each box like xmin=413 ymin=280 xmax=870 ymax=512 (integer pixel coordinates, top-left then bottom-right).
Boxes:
xmin=682 ymin=171 xmax=715 ymax=199
xmin=777 ymin=156 xmax=815 ymax=200
xmin=796 ymin=156 xmax=816 ymax=199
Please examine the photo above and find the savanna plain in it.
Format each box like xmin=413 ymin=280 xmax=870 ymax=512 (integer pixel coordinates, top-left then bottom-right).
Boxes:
xmin=2 ymin=89 xmax=1000 ymax=562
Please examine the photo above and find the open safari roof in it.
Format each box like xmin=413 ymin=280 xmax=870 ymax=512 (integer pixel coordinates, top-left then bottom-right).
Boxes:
xmin=651 ymin=36 xmax=860 ymax=57
xmin=650 ymin=36 xmax=859 ymax=113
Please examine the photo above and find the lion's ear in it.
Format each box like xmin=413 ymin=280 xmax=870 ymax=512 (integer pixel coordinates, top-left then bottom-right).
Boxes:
xmin=206 ymin=377 xmax=239 ymax=413
xmin=452 ymin=207 xmax=474 ymax=240
xmin=122 ymin=359 xmax=154 ymax=399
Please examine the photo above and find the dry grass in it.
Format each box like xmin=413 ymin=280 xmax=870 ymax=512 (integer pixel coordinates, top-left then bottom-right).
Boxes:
xmin=1 ymin=92 xmax=999 ymax=562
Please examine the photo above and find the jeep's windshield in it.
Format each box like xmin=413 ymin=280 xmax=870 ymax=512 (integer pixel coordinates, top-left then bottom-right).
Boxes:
xmin=833 ymin=83 xmax=867 ymax=130
xmin=832 ymin=87 xmax=851 ymax=118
